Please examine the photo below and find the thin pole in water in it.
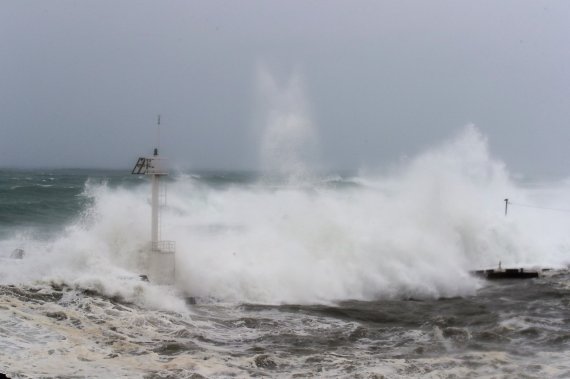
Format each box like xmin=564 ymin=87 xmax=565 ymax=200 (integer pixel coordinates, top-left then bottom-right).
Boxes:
xmin=504 ymin=198 xmax=509 ymax=216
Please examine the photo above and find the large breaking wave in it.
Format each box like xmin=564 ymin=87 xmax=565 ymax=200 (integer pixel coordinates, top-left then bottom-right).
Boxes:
xmin=2 ymin=126 xmax=569 ymax=305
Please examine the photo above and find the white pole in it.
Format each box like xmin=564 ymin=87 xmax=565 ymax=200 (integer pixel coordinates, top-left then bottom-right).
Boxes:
xmin=151 ymin=172 xmax=159 ymax=248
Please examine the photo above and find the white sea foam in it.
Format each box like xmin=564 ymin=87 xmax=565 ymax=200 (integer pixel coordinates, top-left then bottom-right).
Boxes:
xmin=170 ymin=126 xmax=570 ymax=303
xmin=3 ymin=126 xmax=569 ymax=306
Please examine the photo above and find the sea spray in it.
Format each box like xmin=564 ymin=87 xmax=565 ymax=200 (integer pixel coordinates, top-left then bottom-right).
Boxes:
xmin=2 ymin=127 xmax=570 ymax=306
xmin=171 ymin=126 xmax=570 ymax=303
xmin=254 ymin=64 xmax=320 ymax=184
xmin=0 ymin=180 xmax=186 ymax=312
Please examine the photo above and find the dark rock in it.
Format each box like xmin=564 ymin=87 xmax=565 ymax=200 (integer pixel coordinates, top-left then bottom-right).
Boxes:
xmin=152 ymin=341 xmax=200 ymax=355
xmin=442 ymin=327 xmax=470 ymax=345
xmin=254 ymin=354 xmax=277 ymax=369
xmin=45 ymin=311 xmax=68 ymax=321
xmin=50 ymin=282 xmax=65 ymax=291
xmin=349 ymin=326 xmax=368 ymax=341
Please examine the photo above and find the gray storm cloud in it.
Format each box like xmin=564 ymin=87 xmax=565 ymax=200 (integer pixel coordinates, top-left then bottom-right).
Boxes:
xmin=1 ymin=1 xmax=569 ymax=177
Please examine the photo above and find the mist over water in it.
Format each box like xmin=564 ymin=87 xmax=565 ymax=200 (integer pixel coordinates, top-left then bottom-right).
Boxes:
xmin=2 ymin=126 xmax=569 ymax=306
xmin=254 ymin=64 xmax=320 ymax=183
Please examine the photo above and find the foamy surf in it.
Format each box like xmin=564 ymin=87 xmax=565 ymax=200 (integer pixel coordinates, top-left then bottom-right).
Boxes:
xmin=2 ymin=127 xmax=570 ymax=305
xmin=2 ymin=127 xmax=570 ymax=377
xmin=2 ymin=274 xmax=570 ymax=378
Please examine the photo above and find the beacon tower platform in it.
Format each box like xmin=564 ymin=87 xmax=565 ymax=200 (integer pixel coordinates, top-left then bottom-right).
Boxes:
xmin=132 ymin=127 xmax=176 ymax=285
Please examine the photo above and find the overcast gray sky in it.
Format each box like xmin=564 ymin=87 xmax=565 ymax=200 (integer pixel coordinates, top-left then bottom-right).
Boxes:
xmin=1 ymin=1 xmax=569 ymax=177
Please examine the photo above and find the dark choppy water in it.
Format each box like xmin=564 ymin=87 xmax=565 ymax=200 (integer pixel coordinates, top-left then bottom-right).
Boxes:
xmin=0 ymin=169 xmax=136 ymax=239
xmin=1 ymin=272 xmax=570 ymax=378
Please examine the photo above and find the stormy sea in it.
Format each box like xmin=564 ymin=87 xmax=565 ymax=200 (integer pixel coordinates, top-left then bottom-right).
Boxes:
xmin=1 ymin=129 xmax=570 ymax=378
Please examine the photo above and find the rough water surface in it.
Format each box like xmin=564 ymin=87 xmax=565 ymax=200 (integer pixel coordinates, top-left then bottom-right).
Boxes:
xmin=1 ymin=273 xmax=570 ymax=378
xmin=2 ymin=130 xmax=570 ymax=377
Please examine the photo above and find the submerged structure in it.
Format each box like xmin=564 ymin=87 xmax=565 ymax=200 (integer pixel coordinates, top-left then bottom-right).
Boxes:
xmin=472 ymin=261 xmax=539 ymax=280
xmin=132 ymin=127 xmax=176 ymax=285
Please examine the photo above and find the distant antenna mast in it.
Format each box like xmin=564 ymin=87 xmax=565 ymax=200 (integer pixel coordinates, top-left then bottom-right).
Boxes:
xmin=131 ymin=116 xmax=176 ymax=285
xmin=156 ymin=114 xmax=161 ymax=154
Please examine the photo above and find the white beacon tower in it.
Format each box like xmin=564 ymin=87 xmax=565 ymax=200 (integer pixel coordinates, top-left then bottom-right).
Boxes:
xmin=131 ymin=117 xmax=176 ymax=285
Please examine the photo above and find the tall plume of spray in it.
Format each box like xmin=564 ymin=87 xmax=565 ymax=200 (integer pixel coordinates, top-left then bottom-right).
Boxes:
xmin=254 ymin=64 xmax=320 ymax=183
xmin=2 ymin=125 xmax=570 ymax=307
xmin=4 ymin=64 xmax=570 ymax=306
